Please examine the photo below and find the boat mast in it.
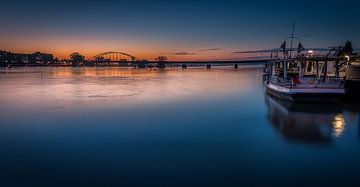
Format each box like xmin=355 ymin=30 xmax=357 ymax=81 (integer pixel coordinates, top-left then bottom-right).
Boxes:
xmin=289 ymin=22 xmax=295 ymax=59
xmin=284 ymin=23 xmax=296 ymax=80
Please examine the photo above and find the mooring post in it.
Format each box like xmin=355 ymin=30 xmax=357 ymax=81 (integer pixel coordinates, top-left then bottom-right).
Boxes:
xmin=157 ymin=62 xmax=166 ymax=69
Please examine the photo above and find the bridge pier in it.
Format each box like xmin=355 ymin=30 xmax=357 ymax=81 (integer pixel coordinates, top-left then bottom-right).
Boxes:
xmin=182 ymin=64 xmax=187 ymax=69
xmin=234 ymin=64 xmax=238 ymax=69
xmin=120 ymin=62 xmax=128 ymax=67
xmin=134 ymin=61 xmax=148 ymax=69
xmin=157 ymin=62 xmax=166 ymax=69
xmin=206 ymin=64 xmax=211 ymax=69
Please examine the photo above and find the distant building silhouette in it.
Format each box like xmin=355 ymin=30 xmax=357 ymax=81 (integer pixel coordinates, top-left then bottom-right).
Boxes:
xmin=0 ymin=50 xmax=9 ymax=63
xmin=32 ymin=52 xmax=54 ymax=64
xmin=0 ymin=50 xmax=54 ymax=65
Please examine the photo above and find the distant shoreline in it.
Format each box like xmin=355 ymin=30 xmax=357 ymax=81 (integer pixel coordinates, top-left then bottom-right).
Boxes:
xmin=0 ymin=61 xmax=269 ymax=68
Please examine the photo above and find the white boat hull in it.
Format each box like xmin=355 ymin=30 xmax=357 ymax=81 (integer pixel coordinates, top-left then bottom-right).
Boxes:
xmin=265 ymin=83 xmax=345 ymax=102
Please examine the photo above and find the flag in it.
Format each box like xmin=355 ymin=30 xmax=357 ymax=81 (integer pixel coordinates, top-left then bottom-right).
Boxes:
xmin=280 ymin=41 xmax=286 ymax=54
xmin=298 ymin=42 xmax=305 ymax=53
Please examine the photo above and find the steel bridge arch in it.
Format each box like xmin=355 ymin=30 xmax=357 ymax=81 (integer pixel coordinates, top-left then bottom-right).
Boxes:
xmin=90 ymin=51 xmax=138 ymax=62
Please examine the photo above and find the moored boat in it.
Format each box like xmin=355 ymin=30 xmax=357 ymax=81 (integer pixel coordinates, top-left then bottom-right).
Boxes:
xmin=264 ymin=25 xmax=346 ymax=102
xmin=265 ymin=54 xmax=347 ymax=102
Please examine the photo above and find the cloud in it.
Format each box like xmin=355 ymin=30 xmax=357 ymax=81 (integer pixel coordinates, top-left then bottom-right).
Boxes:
xmin=198 ymin=48 xmax=222 ymax=51
xmin=233 ymin=49 xmax=275 ymax=54
xmin=170 ymin=51 xmax=197 ymax=55
xmin=169 ymin=48 xmax=222 ymax=56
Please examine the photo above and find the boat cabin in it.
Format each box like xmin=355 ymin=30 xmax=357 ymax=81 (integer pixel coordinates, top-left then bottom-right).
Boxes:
xmin=269 ymin=54 xmax=345 ymax=89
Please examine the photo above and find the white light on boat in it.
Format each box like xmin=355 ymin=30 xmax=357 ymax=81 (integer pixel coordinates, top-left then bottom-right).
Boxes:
xmin=345 ymin=55 xmax=350 ymax=62
xmin=308 ymin=50 xmax=314 ymax=54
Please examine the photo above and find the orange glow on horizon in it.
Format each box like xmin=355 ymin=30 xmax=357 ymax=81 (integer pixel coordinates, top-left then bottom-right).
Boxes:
xmin=0 ymin=47 xmax=245 ymax=61
xmin=0 ymin=34 xmax=248 ymax=61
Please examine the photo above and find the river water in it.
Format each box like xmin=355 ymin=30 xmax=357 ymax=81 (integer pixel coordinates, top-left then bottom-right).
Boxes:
xmin=0 ymin=66 xmax=359 ymax=187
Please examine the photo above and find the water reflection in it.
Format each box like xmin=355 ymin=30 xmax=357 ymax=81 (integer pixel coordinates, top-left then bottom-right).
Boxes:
xmin=0 ymin=67 xmax=259 ymax=111
xmin=332 ymin=114 xmax=346 ymax=137
xmin=265 ymin=95 xmax=345 ymax=144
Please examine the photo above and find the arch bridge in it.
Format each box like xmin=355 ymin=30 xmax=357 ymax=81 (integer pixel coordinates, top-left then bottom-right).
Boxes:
xmin=90 ymin=52 xmax=138 ymax=63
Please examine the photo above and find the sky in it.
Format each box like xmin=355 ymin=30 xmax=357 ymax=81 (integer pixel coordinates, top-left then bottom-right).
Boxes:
xmin=0 ymin=0 xmax=359 ymax=60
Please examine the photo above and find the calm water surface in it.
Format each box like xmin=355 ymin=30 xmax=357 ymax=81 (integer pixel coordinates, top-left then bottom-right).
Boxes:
xmin=0 ymin=67 xmax=359 ymax=187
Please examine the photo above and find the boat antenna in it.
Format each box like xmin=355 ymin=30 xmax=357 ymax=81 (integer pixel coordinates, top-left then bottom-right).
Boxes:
xmin=289 ymin=22 xmax=295 ymax=58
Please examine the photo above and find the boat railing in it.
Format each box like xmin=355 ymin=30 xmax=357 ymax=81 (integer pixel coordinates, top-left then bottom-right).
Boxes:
xmin=271 ymin=76 xmax=343 ymax=88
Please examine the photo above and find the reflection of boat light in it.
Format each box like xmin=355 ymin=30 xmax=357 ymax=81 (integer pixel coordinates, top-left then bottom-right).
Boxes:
xmin=265 ymin=94 xmax=345 ymax=144
xmin=332 ymin=114 xmax=346 ymax=137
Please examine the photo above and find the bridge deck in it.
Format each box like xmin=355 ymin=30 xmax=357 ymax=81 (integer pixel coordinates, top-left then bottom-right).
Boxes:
xmin=91 ymin=59 xmax=272 ymax=64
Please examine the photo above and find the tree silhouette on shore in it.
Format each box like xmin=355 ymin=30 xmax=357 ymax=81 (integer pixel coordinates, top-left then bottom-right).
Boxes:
xmin=70 ymin=52 xmax=85 ymax=66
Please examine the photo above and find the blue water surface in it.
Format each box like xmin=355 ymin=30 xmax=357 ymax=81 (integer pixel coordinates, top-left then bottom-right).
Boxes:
xmin=0 ymin=67 xmax=359 ymax=187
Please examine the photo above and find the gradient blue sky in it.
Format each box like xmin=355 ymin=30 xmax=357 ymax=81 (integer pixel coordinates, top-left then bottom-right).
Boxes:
xmin=0 ymin=0 xmax=359 ymax=60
